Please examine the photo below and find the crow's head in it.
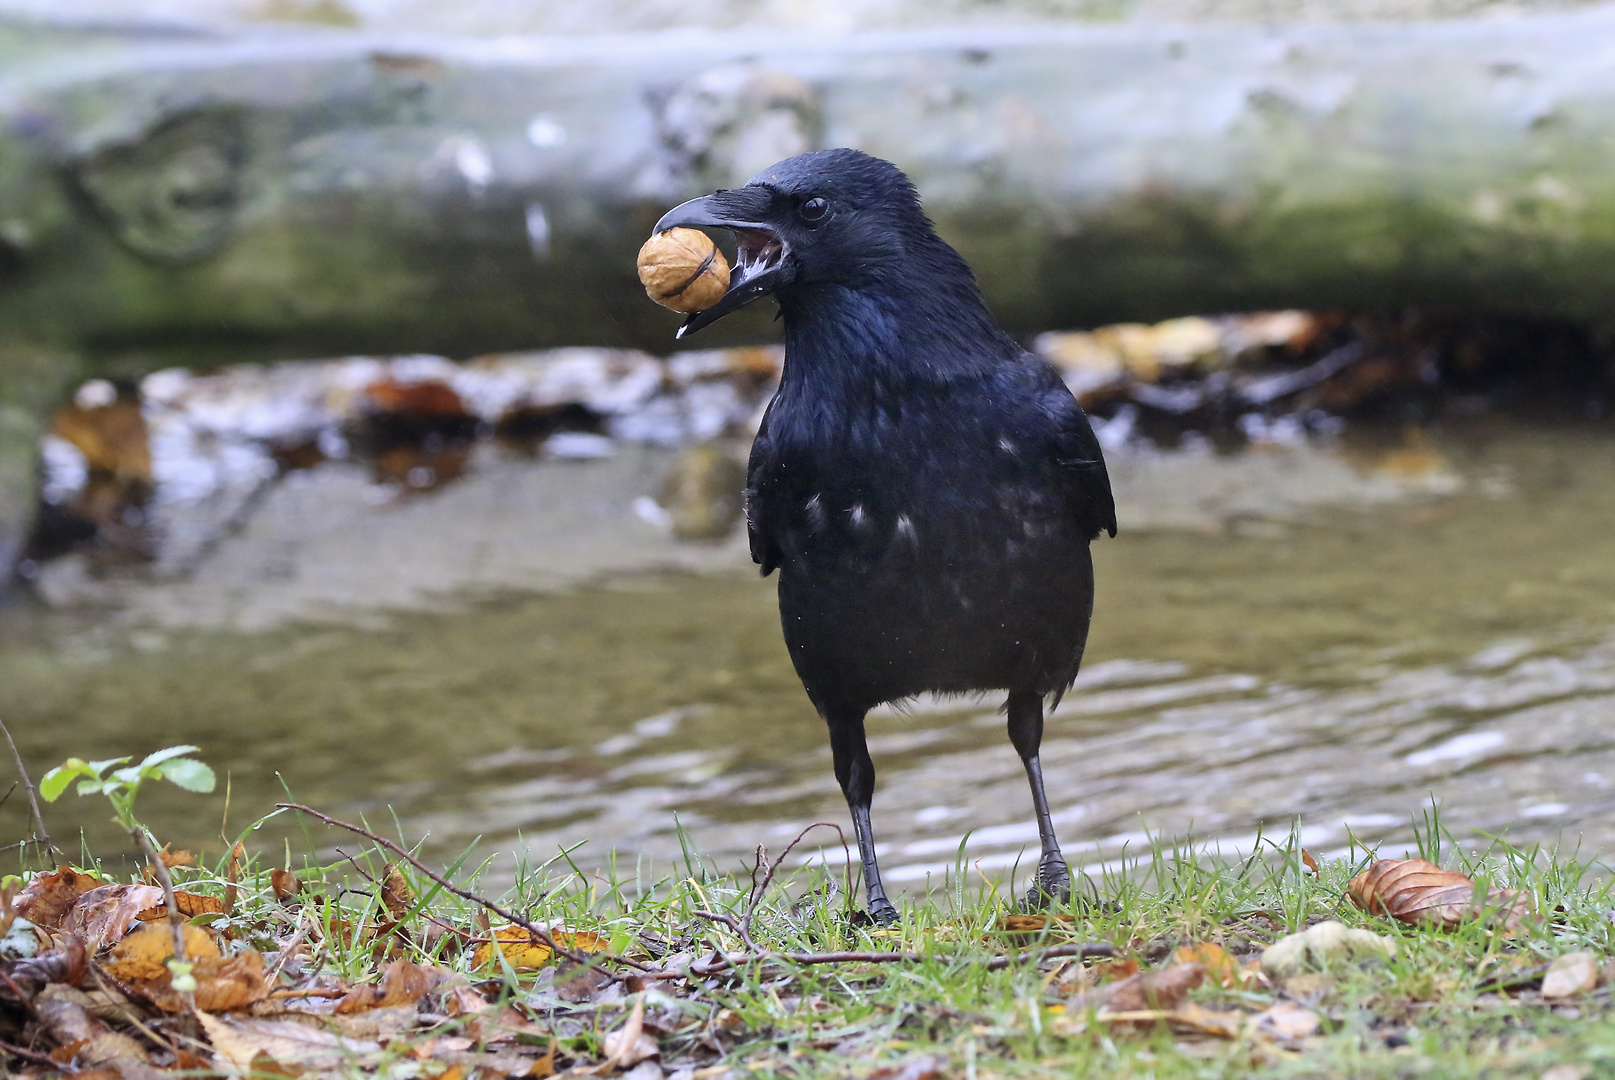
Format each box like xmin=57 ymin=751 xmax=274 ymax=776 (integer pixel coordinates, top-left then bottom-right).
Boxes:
xmin=654 ymin=148 xmax=941 ymax=338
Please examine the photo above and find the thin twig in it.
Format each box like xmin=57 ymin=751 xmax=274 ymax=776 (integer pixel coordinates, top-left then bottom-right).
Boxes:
xmin=690 ymin=908 xmax=748 ymax=957
xmin=264 ymin=910 xmax=313 ymax=987
xmin=0 ymin=1037 xmax=71 ymax=1069
xmin=739 ymin=822 xmax=842 ymax=944
xmin=276 ymin=802 xmax=638 ymax=973
xmin=669 ymin=941 xmax=1114 ymax=978
xmin=0 ymin=715 xmax=54 ymax=860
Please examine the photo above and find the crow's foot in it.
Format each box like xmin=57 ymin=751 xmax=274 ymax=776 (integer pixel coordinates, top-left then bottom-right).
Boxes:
xmin=1020 ymin=856 xmax=1072 ymax=912
xmin=866 ymin=895 xmax=900 ymax=926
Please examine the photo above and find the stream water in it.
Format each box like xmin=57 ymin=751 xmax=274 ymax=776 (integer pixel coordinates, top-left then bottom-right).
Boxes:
xmin=5 ymin=415 xmax=1615 ymax=894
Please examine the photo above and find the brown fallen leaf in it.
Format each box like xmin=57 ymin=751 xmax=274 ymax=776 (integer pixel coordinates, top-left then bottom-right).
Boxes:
xmin=335 ymin=959 xmax=444 ymax=1014
xmin=1347 ymin=858 xmax=1532 ymax=931
xmin=136 ymin=891 xmax=228 ymax=922
xmin=1098 ymin=962 xmax=1206 ymax=1018
xmin=866 ymin=1054 xmax=950 ymax=1080
xmin=186 ymin=951 xmax=272 ymax=1013
xmin=270 ymin=868 xmax=301 ymax=901
xmin=1088 ymin=955 xmax=1140 ymax=983
xmin=379 ymin=864 xmax=415 ymax=921
xmin=12 ymin=935 xmax=89 ymax=993
xmin=38 ymin=994 xmax=103 ymax=1056
xmin=1168 ymin=1001 xmax=1245 ymax=1039
xmin=438 ymin=981 xmax=493 ymax=1019
xmin=224 ymin=841 xmax=246 ymax=916
xmin=995 ymin=913 xmax=1077 ymax=933
xmin=197 ymin=1011 xmax=382 ymax=1074
xmin=1542 ymin=952 xmax=1600 ymax=1000
xmin=65 ymin=884 xmax=166 ymax=951
xmin=1172 ymin=943 xmax=1258 ymax=989
xmin=37 ymin=989 xmax=153 ymax=1074
xmin=1250 ymin=1001 xmax=1321 ymax=1043
xmin=1299 ymin=849 xmax=1320 ymax=874
xmin=141 ymin=846 xmax=196 ymax=883
xmin=600 ymin=996 xmax=658 ymax=1071
xmin=527 ymin=1038 xmax=557 ymax=1078
xmin=51 ymin=398 xmax=151 ymax=483
xmin=103 ymin=921 xmax=266 ymax=1013
xmin=364 ymin=377 xmax=468 ymax=420
xmin=16 ymin=867 xmax=104 ymax=930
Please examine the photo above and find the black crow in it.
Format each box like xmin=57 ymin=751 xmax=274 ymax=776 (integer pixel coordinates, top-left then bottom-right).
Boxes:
xmin=654 ymin=148 xmax=1116 ymax=923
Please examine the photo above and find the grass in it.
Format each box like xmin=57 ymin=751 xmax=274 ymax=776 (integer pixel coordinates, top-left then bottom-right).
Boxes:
xmin=19 ymin=804 xmax=1614 ymax=1079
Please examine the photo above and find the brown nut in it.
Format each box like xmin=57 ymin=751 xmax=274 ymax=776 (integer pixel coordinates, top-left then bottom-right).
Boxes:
xmin=638 ymin=228 xmax=731 ymax=313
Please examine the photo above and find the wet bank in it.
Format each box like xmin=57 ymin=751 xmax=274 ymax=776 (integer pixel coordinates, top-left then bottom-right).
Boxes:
xmin=6 ymin=414 xmax=1615 ymax=891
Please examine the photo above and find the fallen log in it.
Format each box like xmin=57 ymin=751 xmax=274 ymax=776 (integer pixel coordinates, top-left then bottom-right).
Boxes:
xmin=2 ymin=8 xmax=1615 ymax=361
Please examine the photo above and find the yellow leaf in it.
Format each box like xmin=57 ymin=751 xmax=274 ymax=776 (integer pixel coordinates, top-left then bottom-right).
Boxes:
xmin=104 ymin=922 xmax=219 ymax=983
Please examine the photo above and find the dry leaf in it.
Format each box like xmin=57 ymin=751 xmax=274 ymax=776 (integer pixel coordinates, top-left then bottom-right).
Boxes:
xmin=995 ymin=913 xmax=1076 ymax=933
xmin=1347 ymin=858 xmax=1531 ymax=931
xmin=1168 ymin=1001 xmax=1245 ymax=1039
xmin=527 ymin=1038 xmax=557 ymax=1079
xmin=1100 ymin=962 xmax=1205 ymax=1016
xmin=1172 ymin=943 xmax=1256 ymax=989
xmin=555 ymin=964 xmax=614 ymax=1004
xmin=142 ymin=846 xmax=196 ymax=882
xmin=189 ymin=951 xmax=272 ymax=1013
xmin=600 ymin=996 xmax=658 ymax=1070
xmin=38 ymin=995 xmax=102 ymax=1055
xmin=64 ymin=884 xmax=165 ymax=951
xmin=1250 ymin=1001 xmax=1321 ymax=1043
xmin=1088 ymin=955 xmax=1140 ymax=983
xmin=473 ymin=926 xmax=609 ymax=971
xmin=136 ymin=891 xmax=228 ymax=922
xmin=197 ymin=1012 xmax=381 ymax=1074
xmin=475 ymin=927 xmax=552 ymax=971
xmin=12 ymin=935 xmax=88 ymax=992
xmin=103 ymin=922 xmax=219 ymax=982
xmin=335 ymin=959 xmax=445 ymax=1013
xmin=866 ymin=1054 xmax=950 ymax=1080
xmin=16 ymin=867 xmax=104 ymax=930
xmin=326 ymin=1005 xmax=421 ymax=1042
xmin=379 ymin=864 xmax=415 ymax=921
xmin=102 ymin=921 xmax=264 ymax=1012
xmin=38 ymin=996 xmax=151 ymax=1070
xmin=1542 ymin=952 xmax=1600 ymax=1000
xmin=270 ymin=869 xmax=301 ymax=901
xmin=440 ymin=982 xmax=493 ymax=1018
xmin=225 ymin=841 xmax=246 ymax=916
xmin=1299 ymin=849 xmax=1320 ymax=874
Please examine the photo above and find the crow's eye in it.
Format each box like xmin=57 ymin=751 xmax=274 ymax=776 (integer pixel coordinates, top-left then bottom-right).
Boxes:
xmin=798 ymin=197 xmax=830 ymax=224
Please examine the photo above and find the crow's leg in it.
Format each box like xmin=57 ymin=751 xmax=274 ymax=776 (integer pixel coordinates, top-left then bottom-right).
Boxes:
xmin=1007 ymin=690 xmax=1071 ymax=909
xmin=826 ymin=708 xmax=899 ymax=925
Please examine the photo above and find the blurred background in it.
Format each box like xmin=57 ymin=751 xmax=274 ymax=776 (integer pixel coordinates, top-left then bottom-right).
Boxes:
xmin=4 ymin=0 xmax=1615 ymax=889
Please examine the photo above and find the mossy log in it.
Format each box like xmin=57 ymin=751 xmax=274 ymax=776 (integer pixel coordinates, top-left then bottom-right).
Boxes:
xmin=2 ymin=9 xmax=1615 ymax=360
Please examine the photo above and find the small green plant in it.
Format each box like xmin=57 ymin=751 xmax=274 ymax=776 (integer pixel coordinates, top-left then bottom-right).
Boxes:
xmin=40 ymin=744 xmax=216 ymax=832
xmin=39 ymin=746 xmax=216 ymax=991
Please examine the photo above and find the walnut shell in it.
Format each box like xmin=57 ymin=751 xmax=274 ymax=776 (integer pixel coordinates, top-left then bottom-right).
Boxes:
xmin=637 ymin=228 xmax=731 ymax=313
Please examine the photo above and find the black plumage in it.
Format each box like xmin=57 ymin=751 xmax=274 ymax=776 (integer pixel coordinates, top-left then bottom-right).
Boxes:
xmin=655 ymin=149 xmax=1116 ymax=922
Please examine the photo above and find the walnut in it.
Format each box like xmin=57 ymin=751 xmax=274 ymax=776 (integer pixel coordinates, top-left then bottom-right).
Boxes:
xmin=637 ymin=228 xmax=730 ymax=313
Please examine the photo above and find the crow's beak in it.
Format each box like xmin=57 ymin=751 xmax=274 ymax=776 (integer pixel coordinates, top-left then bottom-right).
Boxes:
xmin=653 ymin=188 xmax=789 ymax=338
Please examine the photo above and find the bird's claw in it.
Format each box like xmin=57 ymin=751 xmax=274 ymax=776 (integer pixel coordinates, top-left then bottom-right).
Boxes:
xmin=866 ymin=896 xmax=901 ymax=926
xmin=1020 ymin=856 xmax=1073 ymax=912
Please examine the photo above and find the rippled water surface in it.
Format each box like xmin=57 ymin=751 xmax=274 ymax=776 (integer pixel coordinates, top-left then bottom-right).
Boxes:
xmin=7 ymin=419 xmax=1615 ymax=890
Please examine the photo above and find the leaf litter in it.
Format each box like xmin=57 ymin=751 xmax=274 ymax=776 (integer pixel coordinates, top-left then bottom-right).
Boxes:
xmin=2 ymin=799 xmax=1613 ymax=1078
